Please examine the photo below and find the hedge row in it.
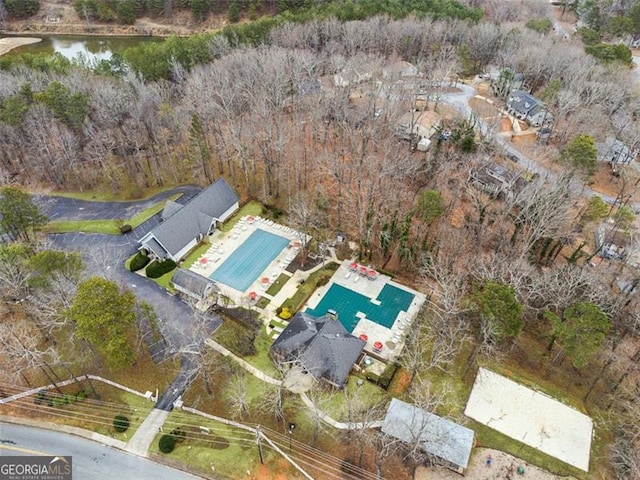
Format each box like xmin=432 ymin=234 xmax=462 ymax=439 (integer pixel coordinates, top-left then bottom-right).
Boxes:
xmin=146 ymin=258 xmax=176 ymax=278
xmin=129 ymin=252 xmax=150 ymax=272
xmin=34 ymin=390 xmax=87 ymax=407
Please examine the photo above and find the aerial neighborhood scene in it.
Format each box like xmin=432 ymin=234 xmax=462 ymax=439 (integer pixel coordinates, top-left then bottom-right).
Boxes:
xmin=2 ymin=0 xmax=640 ymax=479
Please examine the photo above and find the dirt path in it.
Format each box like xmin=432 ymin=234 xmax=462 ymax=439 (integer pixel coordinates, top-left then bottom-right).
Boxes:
xmin=416 ymin=448 xmax=576 ymax=480
xmin=0 ymin=37 xmax=42 ymax=56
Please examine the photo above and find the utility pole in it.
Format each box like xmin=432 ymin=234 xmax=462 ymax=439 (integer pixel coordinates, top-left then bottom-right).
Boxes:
xmin=256 ymin=426 xmax=264 ymax=464
xmin=288 ymin=423 xmax=296 ymax=452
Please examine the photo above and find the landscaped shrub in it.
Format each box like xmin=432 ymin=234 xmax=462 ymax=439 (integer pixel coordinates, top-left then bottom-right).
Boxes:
xmin=170 ymin=427 xmax=186 ymax=442
xmin=113 ymin=414 xmax=130 ymax=433
xmin=119 ymin=224 xmax=132 ymax=234
xmin=34 ymin=390 xmax=53 ymax=406
xmin=76 ymin=390 xmax=87 ymax=400
xmin=278 ymin=307 xmax=292 ymax=320
xmin=145 ymin=259 xmax=176 ymax=278
xmin=129 ymin=252 xmax=150 ymax=272
xmin=159 ymin=434 xmax=176 ymax=453
xmin=52 ymin=396 xmax=66 ymax=408
xmin=378 ymin=362 xmax=398 ymax=390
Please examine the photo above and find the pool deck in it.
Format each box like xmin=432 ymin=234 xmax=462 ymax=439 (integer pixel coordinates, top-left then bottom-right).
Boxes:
xmin=304 ymin=260 xmax=426 ymax=362
xmin=190 ymin=216 xmax=310 ymax=305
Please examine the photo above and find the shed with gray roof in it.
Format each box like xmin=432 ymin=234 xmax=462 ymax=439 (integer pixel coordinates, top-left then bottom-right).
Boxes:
xmin=139 ymin=178 xmax=239 ymax=261
xmin=270 ymin=312 xmax=365 ymax=388
xmin=171 ymin=268 xmax=219 ymax=301
xmin=381 ymin=398 xmax=475 ymax=474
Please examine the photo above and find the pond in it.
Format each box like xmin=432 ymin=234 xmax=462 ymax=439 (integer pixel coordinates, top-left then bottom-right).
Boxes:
xmin=6 ymin=34 xmax=161 ymax=63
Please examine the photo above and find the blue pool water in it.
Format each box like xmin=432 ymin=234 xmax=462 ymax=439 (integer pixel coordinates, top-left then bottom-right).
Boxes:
xmin=305 ymin=283 xmax=415 ymax=332
xmin=210 ymin=229 xmax=289 ymax=291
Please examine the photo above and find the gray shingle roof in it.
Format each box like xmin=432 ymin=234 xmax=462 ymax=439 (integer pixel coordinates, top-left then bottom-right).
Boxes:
xmin=507 ymin=90 xmax=543 ymax=116
xmin=144 ymin=237 xmax=167 ymax=258
xmin=161 ymin=200 xmax=183 ymax=221
xmin=270 ymin=312 xmax=365 ymax=387
xmin=382 ymin=398 xmax=475 ymax=469
xmin=171 ymin=269 xmax=218 ymax=299
xmin=144 ymin=178 xmax=238 ymax=258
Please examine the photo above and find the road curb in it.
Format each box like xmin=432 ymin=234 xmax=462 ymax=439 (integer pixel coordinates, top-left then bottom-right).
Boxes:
xmin=0 ymin=414 xmax=127 ymax=449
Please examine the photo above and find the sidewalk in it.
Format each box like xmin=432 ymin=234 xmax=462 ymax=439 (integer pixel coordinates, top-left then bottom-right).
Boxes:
xmin=125 ymin=408 xmax=170 ymax=457
xmin=299 ymin=393 xmax=383 ymax=430
xmin=0 ymin=414 xmax=127 ymax=449
xmin=204 ymin=338 xmax=281 ymax=385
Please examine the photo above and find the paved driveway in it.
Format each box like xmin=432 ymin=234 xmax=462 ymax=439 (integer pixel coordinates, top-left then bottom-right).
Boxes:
xmin=42 ymin=186 xmax=223 ymax=409
xmin=36 ymin=185 xmax=202 ymax=221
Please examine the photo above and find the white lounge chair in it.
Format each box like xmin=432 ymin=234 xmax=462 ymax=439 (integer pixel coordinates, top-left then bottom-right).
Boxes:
xmin=345 ymin=272 xmax=352 ymax=279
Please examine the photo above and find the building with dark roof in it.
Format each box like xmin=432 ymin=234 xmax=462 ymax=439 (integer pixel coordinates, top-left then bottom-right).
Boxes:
xmin=171 ymin=268 xmax=219 ymax=301
xmin=270 ymin=312 xmax=365 ymax=388
xmin=139 ymin=178 xmax=239 ymax=261
xmin=506 ymin=90 xmax=553 ymax=127
xmin=382 ymin=398 xmax=475 ymax=474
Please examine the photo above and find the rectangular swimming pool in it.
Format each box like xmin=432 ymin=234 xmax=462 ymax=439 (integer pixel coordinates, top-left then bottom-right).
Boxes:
xmin=305 ymin=283 xmax=415 ymax=332
xmin=210 ymin=228 xmax=289 ymax=292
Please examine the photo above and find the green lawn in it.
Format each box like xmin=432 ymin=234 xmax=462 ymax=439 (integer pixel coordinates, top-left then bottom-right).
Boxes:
xmin=149 ymin=410 xmax=266 ymax=478
xmin=266 ymin=273 xmax=290 ymax=296
xmin=48 ymin=185 xmax=184 ymax=202
xmin=44 ymin=193 xmax=182 ymax=234
xmin=280 ymin=262 xmax=339 ymax=312
xmin=219 ymin=200 xmax=264 ymax=233
xmin=213 ymin=322 xmax=279 ymax=378
xmin=320 ymin=376 xmax=388 ymax=422
xmin=148 ymin=267 xmax=177 ymax=293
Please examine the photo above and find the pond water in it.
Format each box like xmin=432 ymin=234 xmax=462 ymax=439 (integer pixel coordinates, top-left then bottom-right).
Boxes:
xmin=6 ymin=34 xmax=160 ymax=63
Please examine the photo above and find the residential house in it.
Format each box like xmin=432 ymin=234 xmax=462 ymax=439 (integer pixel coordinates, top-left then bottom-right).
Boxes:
xmin=382 ymin=60 xmax=418 ymax=80
xmin=469 ymin=162 xmax=527 ymax=199
xmin=381 ymin=398 xmax=475 ymax=474
xmin=506 ymin=90 xmax=553 ymax=127
xmin=595 ymin=220 xmax=635 ymax=261
xmin=333 ymin=68 xmax=373 ymax=88
xmin=270 ymin=312 xmax=365 ymax=388
xmin=139 ymin=178 xmax=239 ymax=262
xmin=395 ymin=110 xmax=442 ymax=142
xmin=597 ymin=138 xmax=638 ymax=166
xmin=171 ymin=268 xmax=219 ymax=302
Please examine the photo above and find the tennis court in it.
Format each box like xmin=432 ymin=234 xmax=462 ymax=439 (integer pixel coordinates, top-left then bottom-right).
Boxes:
xmin=305 ymin=283 xmax=415 ymax=332
xmin=209 ymin=229 xmax=289 ymax=292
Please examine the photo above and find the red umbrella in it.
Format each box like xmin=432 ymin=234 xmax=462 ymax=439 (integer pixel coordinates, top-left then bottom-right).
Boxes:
xmin=199 ymin=257 xmax=208 ymax=264
xmin=261 ymin=277 xmax=270 ymax=284
xmin=247 ymin=216 xmax=255 ymax=222
xmin=359 ymin=334 xmax=368 ymax=342
xmin=349 ymin=262 xmax=358 ymax=271
xmin=373 ymin=341 xmax=383 ymax=350
xmin=359 ymin=266 xmax=368 ymax=276
xmin=293 ymin=241 xmax=302 ymax=248
xmin=249 ymin=291 xmax=257 ymax=301
xmin=368 ymin=269 xmax=377 ymax=279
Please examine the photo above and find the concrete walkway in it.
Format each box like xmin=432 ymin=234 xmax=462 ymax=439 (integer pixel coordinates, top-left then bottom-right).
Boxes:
xmin=300 ymin=393 xmax=384 ymax=430
xmin=205 ymin=338 xmax=384 ymax=431
xmin=125 ymin=408 xmax=170 ymax=457
xmin=204 ymin=338 xmax=282 ymax=385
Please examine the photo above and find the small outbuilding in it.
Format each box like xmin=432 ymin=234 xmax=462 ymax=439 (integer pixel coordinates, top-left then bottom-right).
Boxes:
xmin=171 ymin=268 xmax=219 ymax=301
xmin=381 ymin=398 xmax=475 ymax=474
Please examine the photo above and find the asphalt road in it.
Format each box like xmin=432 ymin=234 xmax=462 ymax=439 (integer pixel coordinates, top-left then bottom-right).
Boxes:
xmin=36 ymin=185 xmax=202 ymax=221
xmin=0 ymin=423 xmax=202 ymax=480
xmin=438 ymin=82 xmax=640 ymax=212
